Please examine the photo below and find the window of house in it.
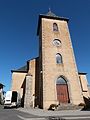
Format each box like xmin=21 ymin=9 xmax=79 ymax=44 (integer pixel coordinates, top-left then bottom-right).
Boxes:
xmin=53 ymin=39 xmax=61 ymax=47
xmin=56 ymin=53 xmax=62 ymax=64
xmin=53 ymin=23 xmax=58 ymax=31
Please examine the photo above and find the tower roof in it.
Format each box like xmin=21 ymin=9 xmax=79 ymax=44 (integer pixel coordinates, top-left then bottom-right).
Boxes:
xmin=46 ymin=8 xmax=57 ymax=17
xmin=37 ymin=10 xmax=69 ymax=35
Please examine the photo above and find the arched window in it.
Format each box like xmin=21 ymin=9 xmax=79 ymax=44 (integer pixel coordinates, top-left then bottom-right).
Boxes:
xmin=53 ymin=23 xmax=58 ymax=31
xmin=56 ymin=77 xmax=67 ymax=85
xmin=56 ymin=53 xmax=62 ymax=64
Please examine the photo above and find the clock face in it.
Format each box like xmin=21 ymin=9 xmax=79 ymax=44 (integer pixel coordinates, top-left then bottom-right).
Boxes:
xmin=53 ymin=39 xmax=61 ymax=47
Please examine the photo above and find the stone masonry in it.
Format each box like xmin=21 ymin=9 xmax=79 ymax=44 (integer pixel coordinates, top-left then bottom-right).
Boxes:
xmin=37 ymin=13 xmax=84 ymax=109
xmin=24 ymin=75 xmax=33 ymax=108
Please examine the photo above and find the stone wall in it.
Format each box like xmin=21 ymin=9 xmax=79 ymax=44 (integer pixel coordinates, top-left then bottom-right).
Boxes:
xmin=24 ymin=75 xmax=33 ymax=108
xmin=24 ymin=59 xmax=36 ymax=108
xmin=11 ymin=72 xmax=27 ymax=98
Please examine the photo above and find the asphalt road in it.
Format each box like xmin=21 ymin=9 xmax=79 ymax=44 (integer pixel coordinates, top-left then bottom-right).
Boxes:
xmin=0 ymin=105 xmax=90 ymax=120
xmin=0 ymin=106 xmax=44 ymax=120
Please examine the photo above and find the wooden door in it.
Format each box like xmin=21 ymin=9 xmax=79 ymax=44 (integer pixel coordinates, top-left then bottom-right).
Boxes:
xmin=56 ymin=84 xmax=69 ymax=103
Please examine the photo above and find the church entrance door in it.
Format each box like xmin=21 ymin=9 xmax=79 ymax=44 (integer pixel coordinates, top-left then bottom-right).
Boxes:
xmin=56 ymin=77 xmax=69 ymax=104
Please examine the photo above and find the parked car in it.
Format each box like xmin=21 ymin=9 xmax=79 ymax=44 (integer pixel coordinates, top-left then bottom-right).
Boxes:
xmin=4 ymin=91 xmax=21 ymax=108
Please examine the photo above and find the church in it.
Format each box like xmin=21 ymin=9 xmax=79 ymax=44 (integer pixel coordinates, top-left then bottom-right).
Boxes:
xmin=11 ymin=10 xmax=90 ymax=109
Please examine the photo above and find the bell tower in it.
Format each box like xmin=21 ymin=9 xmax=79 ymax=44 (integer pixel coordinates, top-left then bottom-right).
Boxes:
xmin=37 ymin=10 xmax=83 ymax=109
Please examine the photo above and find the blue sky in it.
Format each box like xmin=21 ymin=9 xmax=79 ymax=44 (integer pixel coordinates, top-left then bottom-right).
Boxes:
xmin=0 ymin=0 xmax=90 ymax=92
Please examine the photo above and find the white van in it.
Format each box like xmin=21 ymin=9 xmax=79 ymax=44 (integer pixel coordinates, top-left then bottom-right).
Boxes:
xmin=4 ymin=91 xmax=21 ymax=108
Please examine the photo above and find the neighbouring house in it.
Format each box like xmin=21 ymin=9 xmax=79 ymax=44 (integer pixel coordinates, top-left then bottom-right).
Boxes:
xmin=11 ymin=10 xmax=90 ymax=109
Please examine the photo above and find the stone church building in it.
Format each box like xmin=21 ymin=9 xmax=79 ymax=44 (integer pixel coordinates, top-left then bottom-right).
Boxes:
xmin=11 ymin=10 xmax=90 ymax=109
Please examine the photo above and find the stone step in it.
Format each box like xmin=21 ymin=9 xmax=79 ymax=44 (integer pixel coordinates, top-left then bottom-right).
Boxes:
xmin=57 ymin=104 xmax=83 ymax=110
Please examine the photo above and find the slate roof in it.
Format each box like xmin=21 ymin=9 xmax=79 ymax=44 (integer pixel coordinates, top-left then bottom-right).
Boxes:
xmin=11 ymin=57 xmax=39 ymax=73
xmin=78 ymin=72 xmax=87 ymax=75
xmin=11 ymin=65 xmax=27 ymax=73
xmin=45 ymin=9 xmax=69 ymax=19
xmin=46 ymin=9 xmax=57 ymax=17
xmin=17 ymin=65 xmax=27 ymax=71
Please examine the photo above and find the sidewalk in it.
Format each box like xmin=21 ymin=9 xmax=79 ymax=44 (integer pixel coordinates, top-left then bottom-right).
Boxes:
xmin=18 ymin=108 xmax=90 ymax=117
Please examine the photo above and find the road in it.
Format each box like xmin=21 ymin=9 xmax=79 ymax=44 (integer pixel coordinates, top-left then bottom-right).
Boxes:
xmin=0 ymin=106 xmax=45 ymax=120
xmin=1 ymin=105 xmax=90 ymax=120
